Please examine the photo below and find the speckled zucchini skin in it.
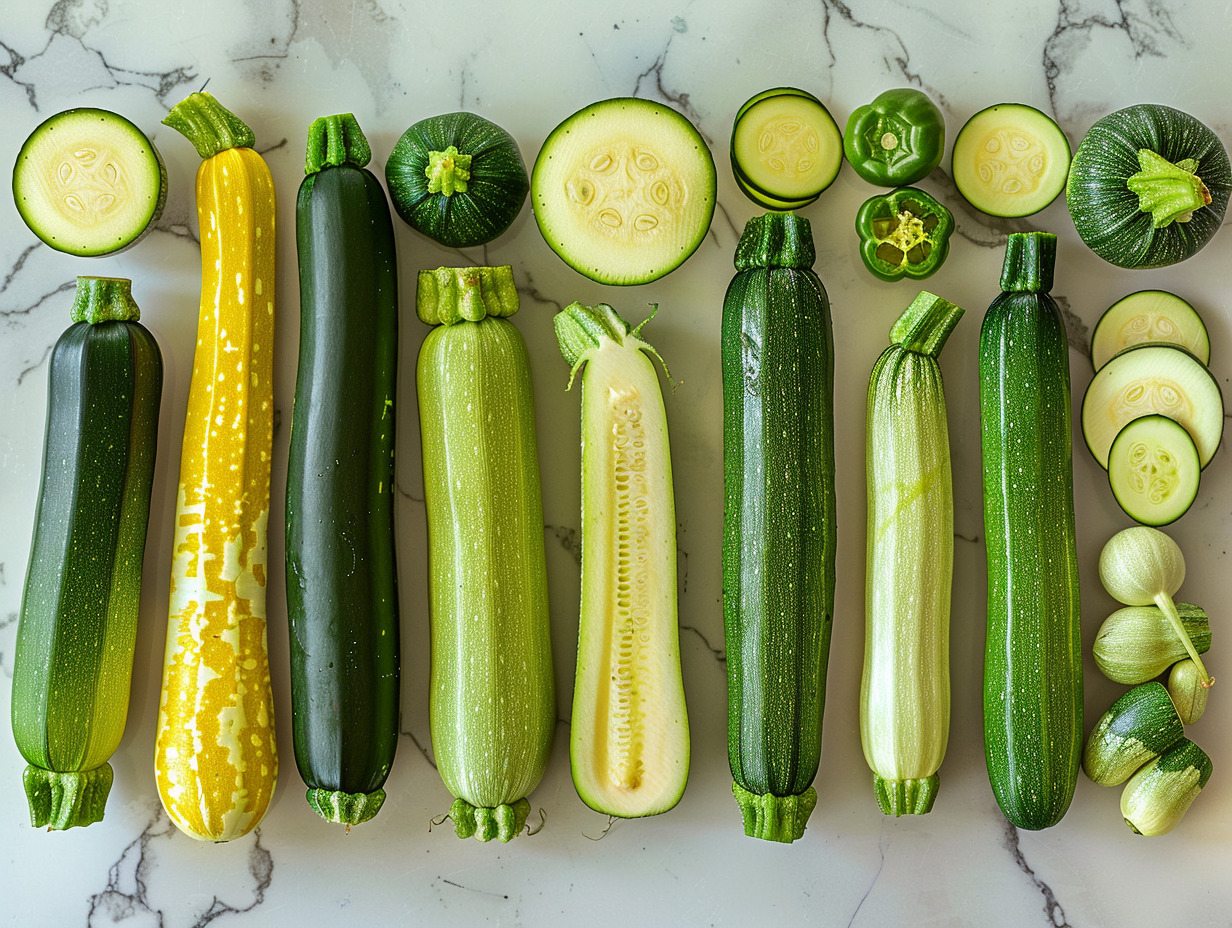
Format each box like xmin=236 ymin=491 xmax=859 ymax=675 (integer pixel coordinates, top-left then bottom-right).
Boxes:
xmin=979 ymin=232 xmax=1082 ymax=831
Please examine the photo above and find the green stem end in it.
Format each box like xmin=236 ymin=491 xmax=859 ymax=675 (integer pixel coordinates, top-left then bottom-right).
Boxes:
xmin=416 ymin=265 xmax=519 ymax=326
xmin=873 ymin=774 xmax=939 ymax=816
xmin=425 ymin=145 xmax=472 ymax=196
xmin=71 ymin=276 xmax=141 ymax=324
xmin=999 ymin=231 xmax=1057 ymax=294
xmin=449 ymin=797 xmax=532 ymax=842
xmin=553 ymin=301 xmax=670 ymax=390
xmin=1155 ymin=592 xmax=1213 ymax=688
xmin=888 ymin=291 xmax=964 ymax=357
xmin=23 ymin=764 xmax=113 ymax=830
xmin=731 ymin=782 xmax=817 ymax=843
xmin=305 ymin=787 xmax=386 ymax=826
xmin=163 ymin=92 xmax=255 ymax=160
xmin=1128 ymin=150 xmax=1212 ymax=228
xmin=305 ymin=113 xmax=371 ymax=176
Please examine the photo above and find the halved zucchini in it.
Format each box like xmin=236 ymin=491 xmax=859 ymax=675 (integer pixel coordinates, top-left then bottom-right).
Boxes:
xmin=1082 ymin=344 xmax=1223 ymax=469
xmin=951 ymin=103 xmax=1069 ymax=217
xmin=730 ymin=87 xmax=842 ymax=207
xmin=13 ymin=108 xmax=167 ymax=256
xmin=1091 ymin=291 xmax=1210 ymax=371
xmin=1107 ymin=415 xmax=1201 ymax=526
xmin=531 ymin=98 xmax=716 ymax=285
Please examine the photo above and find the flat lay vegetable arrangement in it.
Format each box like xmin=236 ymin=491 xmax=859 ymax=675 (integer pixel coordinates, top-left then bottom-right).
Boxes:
xmin=8 ymin=72 xmax=1228 ymax=846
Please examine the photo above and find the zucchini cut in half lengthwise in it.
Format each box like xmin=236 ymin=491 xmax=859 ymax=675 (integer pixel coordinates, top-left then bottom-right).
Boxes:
xmin=951 ymin=104 xmax=1069 ymax=217
xmin=1107 ymin=415 xmax=1201 ymax=526
xmin=730 ymin=87 xmax=842 ymax=208
xmin=1091 ymin=290 xmax=1210 ymax=371
xmin=532 ymin=98 xmax=716 ymax=285
xmin=1081 ymin=344 xmax=1224 ymax=470
xmin=555 ymin=302 xmax=689 ymax=819
xmin=13 ymin=108 xmax=167 ymax=256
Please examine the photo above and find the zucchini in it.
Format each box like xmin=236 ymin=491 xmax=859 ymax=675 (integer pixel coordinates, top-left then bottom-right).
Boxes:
xmin=154 ymin=93 xmax=279 ymax=843
xmin=1083 ymin=683 xmax=1183 ymax=786
xmin=286 ymin=114 xmax=399 ymax=827
xmin=1167 ymin=660 xmax=1208 ymax=725
xmin=1093 ymin=602 xmax=1210 ymax=684
xmin=555 ymin=302 xmax=689 ymax=819
xmin=13 ymin=107 xmax=167 ymax=256
xmin=861 ymin=291 xmax=963 ymax=816
xmin=979 ymin=232 xmax=1082 ymax=830
xmin=722 ymin=212 xmax=835 ymax=843
xmin=531 ymin=97 xmax=716 ymax=285
xmin=730 ymin=87 xmax=842 ymax=207
xmin=1121 ymin=738 xmax=1212 ymax=835
xmin=11 ymin=277 xmax=162 ymax=830
xmin=1107 ymin=415 xmax=1201 ymax=526
xmin=1090 ymin=291 xmax=1210 ymax=371
xmin=1066 ymin=104 xmax=1232 ymax=269
xmin=417 ymin=266 xmax=554 ymax=842
xmin=1081 ymin=344 xmax=1223 ymax=470
xmin=385 ymin=111 xmax=529 ymax=248
xmin=951 ymin=104 xmax=1070 ymax=216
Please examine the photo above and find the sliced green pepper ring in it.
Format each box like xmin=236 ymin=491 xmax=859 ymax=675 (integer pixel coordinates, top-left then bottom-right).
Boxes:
xmin=844 ymin=88 xmax=945 ymax=186
xmin=855 ymin=186 xmax=954 ymax=282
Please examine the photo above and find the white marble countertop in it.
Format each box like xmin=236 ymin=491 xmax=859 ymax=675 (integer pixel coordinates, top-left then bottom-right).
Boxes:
xmin=2 ymin=1 xmax=1230 ymax=925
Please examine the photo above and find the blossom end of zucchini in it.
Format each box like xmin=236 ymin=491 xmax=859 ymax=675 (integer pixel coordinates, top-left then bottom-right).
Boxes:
xmin=873 ymin=774 xmax=939 ymax=816
xmin=306 ymin=787 xmax=386 ymax=826
xmin=732 ymin=781 xmax=816 ymax=843
xmin=449 ymin=797 xmax=532 ymax=842
xmin=23 ymin=764 xmax=113 ymax=830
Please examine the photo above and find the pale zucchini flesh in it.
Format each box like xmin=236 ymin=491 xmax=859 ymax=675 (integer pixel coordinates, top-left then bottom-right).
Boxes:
xmin=1107 ymin=415 xmax=1201 ymax=526
xmin=731 ymin=88 xmax=842 ymax=204
xmin=1091 ymin=290 xmax=1210 ymax=371
xmin=557 ymin=303 xmax=689 ymax=819
xmin=952 ymin=104 xmax=1070 ymax=217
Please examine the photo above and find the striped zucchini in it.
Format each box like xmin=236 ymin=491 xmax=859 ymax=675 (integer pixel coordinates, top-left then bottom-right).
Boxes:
xmin=1083 ymin=683 xmax=1184 ymax=786
xmin=861 ymin=291 xmax=963 ymax=816
xmin=11 ymin=277 xmax=162 ymax=830
xmin=980 ymin=232 xmax=1082 ymax=831
xmin=555 ymin=302 xmax=689 ymax=819
xmin=286 ymin=114 xmax=399 ymax=826
xmin=155 ymin=93 xmax=278 ymax=842
xmin=722 ymin=212 xmax=836 ymax=843
xmin=417 ymin=266 xmax=554 ymax=842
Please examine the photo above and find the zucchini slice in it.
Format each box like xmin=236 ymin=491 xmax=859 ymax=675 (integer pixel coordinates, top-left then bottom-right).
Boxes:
xmin=733 ymin=171 xmax=814 ymax=212
xmin=951 ymin=104 xmax=1069 ymax=217
xmin=1107 ymin=415 xmax=1201 ymax=526
xmin=13 ymin=108 xmax=167 ymax=256
xmin=531 ymin=98 xmax=716 ymax=285
xmin=1082 ymin=344 xmax=1224 ymax=469
xmin=730 ymin=87 xmax=842 ymax=207
xmin=1091 ymin=291 xmax=1210 ymax=371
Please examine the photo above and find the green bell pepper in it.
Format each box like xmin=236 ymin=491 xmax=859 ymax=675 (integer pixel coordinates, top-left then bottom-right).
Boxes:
xmin=844 ymin=89 xmax=945 ymax=186
xmin=855 ymin=187 xmax=954 ymax=282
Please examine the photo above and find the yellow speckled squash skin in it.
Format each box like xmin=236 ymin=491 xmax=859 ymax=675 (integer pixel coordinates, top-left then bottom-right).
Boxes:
xmin=154 ymin=93 xmax=278 ymax=843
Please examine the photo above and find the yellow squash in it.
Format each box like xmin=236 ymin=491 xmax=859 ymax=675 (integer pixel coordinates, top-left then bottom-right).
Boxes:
xmin=154 ymin=92 xmax=277 ymax=842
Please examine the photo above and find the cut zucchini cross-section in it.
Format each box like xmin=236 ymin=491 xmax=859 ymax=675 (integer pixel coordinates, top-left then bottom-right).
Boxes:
xmin=1108 ymin=415 xmax=1201 ymax=526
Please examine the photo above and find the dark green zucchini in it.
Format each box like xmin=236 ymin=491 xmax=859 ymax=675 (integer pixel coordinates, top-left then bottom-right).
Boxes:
xmin=1083 ymin=682 xmax=1183 ymax=786
xmin=11 ymin=276 xmax=162 ymax=830
xmin=286 ymin=114 xmax=399 ymax=827
xmin=980 ymin=232 xmax=1082 ymax=830
xmin=722 ymin=212 xmax=836 ymax=843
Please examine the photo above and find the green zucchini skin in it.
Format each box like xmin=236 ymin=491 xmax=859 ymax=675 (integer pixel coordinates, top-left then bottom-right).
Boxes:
xmin=722 ymin=213 xmax=836 ymax=843
xmin=980 ymin=232 xmax=1082 ymax=831
xmin=417 ymin=278 xmax=554 ymax=843
xmin=12 ymin=278 xmax=162 ymax=829
xmin=286 ymin=119 xmax=400 ymax=826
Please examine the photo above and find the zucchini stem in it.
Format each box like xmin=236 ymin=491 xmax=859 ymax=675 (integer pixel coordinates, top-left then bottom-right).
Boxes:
xmin=1128 ymin=149 xmax=1212 ymax=228
xmin=1154 ymin=592 xmax=1213 ymax=687
xmin=162 ymin=92 xmax=255 ymax=159
xmin=304 ymin=113 xmax=372 ymax=175
xmin=70 ymin=276 xmax=141 ymax=324
xmin=425 ymin=145 xmax=471 ymax=196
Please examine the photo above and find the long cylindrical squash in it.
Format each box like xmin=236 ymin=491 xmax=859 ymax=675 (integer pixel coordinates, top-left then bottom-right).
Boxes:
xmin=722 ymin=212 xmax=836 ymax=843
xmin=554 ymin=302 xmax=689 ymax=819
xmin=286 ymin=114 xmax=399 ymax=827
xmin=980 ymin=232 xmax=1082 ymax=830
xmin=417 ymin=265 xmax=554 ymax=843
xmin=11 ymin=277 xmax=162 ymax=830
xmin=155 ymin=92 xmax=278 ymax=842
xmin=861 ymin=291 xmax=962 ymax=817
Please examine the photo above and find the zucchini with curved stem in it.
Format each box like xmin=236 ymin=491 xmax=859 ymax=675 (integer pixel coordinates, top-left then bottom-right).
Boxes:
xmin=722 ymin=212 xmax=835 ymax=843
xmin=11 ymin=277 xmax=162 ymax=830
xmin=287 ymin=114 xmax=400 ymax=827
xmin=556 ymin=302 xmax=689 ymax=819
xmin=1092 ymin=603 xmax=1209 ymax=684
xmin=980 ymin=232 xmax=1082 ymax=830
xmin=861 ymin=291 xmax=963 ymax=816
xmin=155 ymin=92 xmax=278 ymax=843
xmin=418 ymin=265 xmax=554 ymax=842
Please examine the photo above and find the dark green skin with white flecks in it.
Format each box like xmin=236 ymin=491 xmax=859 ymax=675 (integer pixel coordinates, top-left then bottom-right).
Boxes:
xmin=12 ymin=277 xmax=162 ymax=830
xmin=979 ymin=232 xmax=1082 ymax=831
xmin=722 ymin=212 xmax=836 ymax=843
xmin=1083 ymin=682 xmax=1183 ymax=787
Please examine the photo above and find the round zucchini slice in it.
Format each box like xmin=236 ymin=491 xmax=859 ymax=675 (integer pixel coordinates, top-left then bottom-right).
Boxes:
xmin=951 ymin=103 xmax=1070 ymax=217
xmin=1091 ymin=290 xmax=1210 ymax=371
xmin=13 ymin=108 xmax=167 ymax=256
xmin=531 ymin=98 xmax=716 ymax=286
xmin=730 ymin=87 xmax=842 ymax=207
xmin=1107 ymin=415 xmax=1201 ymax=526
xmin=733 ymin=170 xmax=815 ymax=212
xmin=1082 ymin=344 xmax=1224 ymax=469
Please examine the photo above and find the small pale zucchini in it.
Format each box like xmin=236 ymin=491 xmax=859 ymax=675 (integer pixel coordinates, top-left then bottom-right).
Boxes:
xmin=861 ymin=291 xmax=963 ymax=816
xmin=555 ymin=302 xmax=689 ymax=819
xmin=1121 ymin=737 xmax=1212 ymax=835
xmin=418 ymin=265 xmax=554 ymax=842
xmin=1083 ymin=682 xmax=1183 ymax=786
xmin=1167 ymin=660 xmax=1209 ymax=725
xmin=11 ymin=277 xmax=162 ymax=830
xmin=1092 ymin=602 xmax=1209 ymax=684
xmin=155 ymin=93 xmax=278 ymax=842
